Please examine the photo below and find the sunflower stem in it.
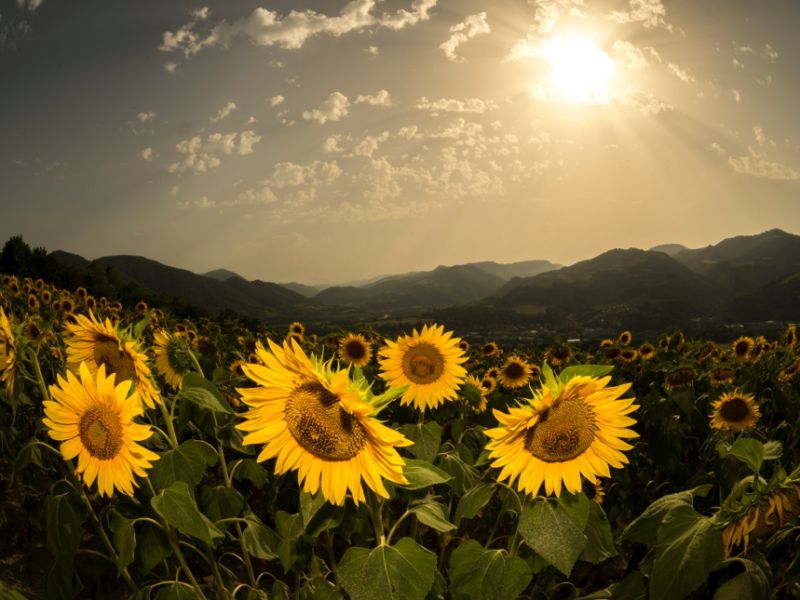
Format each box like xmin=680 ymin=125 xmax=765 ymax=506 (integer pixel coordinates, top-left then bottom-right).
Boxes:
xmin=217 ymin=440 xmax=258 ymax=589
xmin=385 ymin=510 xmax=412 ymax=546
xmin=188 ymin=349 xmax=205 ymax=378
xmin=28 ymin=347 xmax=50 ymax=402
xmin=157 ymin=399 xmax=180 ymax=449
xmin=367 ymin=489 xmax=386 ymax=546
xmin=73 ymin=475 xmax=139 ymax=594
xmin=205 ymin=546 xmax=230 ymax=600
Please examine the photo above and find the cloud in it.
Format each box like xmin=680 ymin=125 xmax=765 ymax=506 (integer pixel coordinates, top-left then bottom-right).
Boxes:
xmin=615 ymin=87 xmax=672 ymax=116
xmin=753 ymin=126 xmax=766 ymax=146
xmin=137 ymin=111 xmax=156 ymax=123
xmin=210 ymin=101 xmax=237 ymax=122
xmin=139 ymin=147 xmax=155 ymax=161
xmin=439 ymin=12 xmax=490 ymax=62
xmin=302 ymin=92 xmax=350 ymax=123
xmin=610 ymin=0 xmax=671 ymax=30
xmin=612 ymin=40 xmax=659 ymax=69
xmin=168 ymin=130 xmax=262 ymax=173
xmin=729 ymin=147 xmax=800 ymax=180
xmin=159 ymin=0 xmax=437 ymax=58
xmin=16 ymin=0 xmax=43 ymax=11
xmin=732 ymin=57 xmax=745 ymax=69
xmin=270 ymin=160 xmax=342 ymax=188
xmin=164 ymin=62 xmax=178 ymax=74
xmin=323 ymin=135 xmax=346 ymax=153
xmin=269 ymin=95 xmax=285 ymax=107
xmin=354 ymin=89 xmax=392 ymax=106
xmin=732 ymin=89 xmax=741 ymax=103
xmin=710 ymin=142 xmax=725 ymax=154
xmin=507 ymin=0 xmax=585 ymax=61
xmin=352 ymin=132 xmax=390 ymax=158
xmin=416 ymin=96 xmax=499 ymax=114
xmin=667 ymin=62 xmax=695 ymax=83
xmin=365 ymin=45 xmax=379 ymax=57
xmin=761 ymin=43 xmax=778 ymax=63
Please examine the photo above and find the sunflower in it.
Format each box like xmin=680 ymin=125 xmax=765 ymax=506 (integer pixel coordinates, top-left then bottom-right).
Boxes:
xmin=498 ymin=356 xmax=533 ymax=388
xmin=0 ymin=307 xmax=17 ymax=393
xmin=721 ymin=483 xmax=800 ymax=556
xmin=44 ymin=363 xmax=159 ymax=497
xmin=785 ymin=324 xmax=797 ymax=348
xmin=288 ymin=321 xmax=305 ymax=337
xmin=27 ymin=294 xmax=39 ymax=312
xmin=658 ymin=335 xmax=670 ymax=351
xmin=599 ymin=339 xmax=614 ymax=348
xmin=462 ymin=375 xmax=488 ymax=413
xmin=732 ymin=336 xmax=754 ymax=362
xmin=669 ymin=331 xmax=685 ymax=351
xmin=710 ymin=391 xmax=760 ymax=432
xmin=585 ymin=478 xmax=605 ymax=505
xmin=85 ymin=296 xmax=96 ymax=311
xmin=64 ymin=312 xmax=160 ymax=409
xmin=379 ymin=324 xmax=468 ymax=411
xmin=617 ymin=331 xmax=632 ymax=346
xmin=664 ymin=367 xmax=696 ymax=391
xmin=485 ymin=371 xmax=638 ymax=497
xmin=779 ymin=358 xmax=800 ymax=382
xmin=41 ymin=289 xmax=52 ymax=305
xmin=604 ymin=347 xmax=621 ymax=361
xmin=709 ymin=368 xmax=735 ymax=387
xmin=638 ymin=343 xmax=656 ymax=361
xmin=458 ymin=340 xmax=470 ymax=353
xmin=135 ymin=301 xmax=148 ymax=314
xmin=481 ymin=342 xmax=501 ymax=358
xmin=545 ymin=345 xmax=573 ymax=366
xmin=236 ymin=339 xmax=411 ymax=505
xmin=479 ymin=376 xmax=497 ymax=395
xmin=153 ymin=330 xmax=193 ymax=390
xmin=619 ymin=348 xmax=639 ymax=363
xmin=749 ymin=337 xmax=769 ymax=363
xmin=486 ymin=367 xmax=500 ymax=380
xmin=75 ymin=287 xmax=88 ymax=301
xmin=338 ymin=333 xmax=372 ymax=368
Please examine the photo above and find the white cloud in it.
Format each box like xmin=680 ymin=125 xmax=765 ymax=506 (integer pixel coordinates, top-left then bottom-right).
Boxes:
xmin=507 ymin=1 xmax=585 ymax=61
xmin=710 ymin=142 xmax=725 ymax=154
xmin=323 ymin=135 xmax=345 ymax=153
xmin=354 ymin=89 xmax=392 ymax=106
xmin=302 ymin=92 xmax=350 ymax=124
xmin=139 ymin=147 xmax=155 ymax=161
xmin=159 ymin=0 xmax=437 ymax=57
xmin=761 ymin=43 xmax=778 ymax=63
xmin=137 ymin=111 xmax=156 ymax=123
xmin=164 ymin=62 xmax=178 ymax=74
xmin=729 ymin=147 xmax=800 ymax=180
xmin=615 ymin=87 xmax=672 ymax=116
xmin=168 ymin=130 xmax=262 ymax=173
xmin=352 ymin=131 xmax=390 ymax=158
xmin=269 ymin=95 xmax=285 ymax=107
xmin=732 ymin=58 xmax=745 ymax=69
xmin=170 ymin=185 xmax=179 ymax=197
xmin=610 ymin=0 xmax=671 ymax=30
xmin=612 ymin=40 xmax=656 ymax=70
xmin=756 ymin=74 xmax=772 ymax=87
xmin=439 ymin=12 xmax=490 ymax=62
xmin=732 ymin=89 xmax=741 ymax=103
xmin=667 ymin=62 xmax=695 ymax=83
xmin=16 ymin=0 xmax=44 ymax=10
xmin=754 ymin=126 xmax=766 ymax=146
xmin=210 ymin=101 xmax=237 ymax=122
xmin=270 ymin=160 xmax=342 ymax=188
xmin=416 ymin=96 xmax=499 ymax=114
xmin=365 ymin=45 xmax=380 ymax=57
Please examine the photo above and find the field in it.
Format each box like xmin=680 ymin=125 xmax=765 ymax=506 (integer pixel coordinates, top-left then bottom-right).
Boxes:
xmin=1 ymin=273 xmax=800 ymax=599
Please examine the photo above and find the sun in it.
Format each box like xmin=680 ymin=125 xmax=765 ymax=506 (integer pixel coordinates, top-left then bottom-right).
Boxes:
xmin=542 ymin=34 xmax=616 ymax=104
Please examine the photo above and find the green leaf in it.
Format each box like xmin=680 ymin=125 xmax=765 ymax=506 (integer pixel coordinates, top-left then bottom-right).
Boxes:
xmin=300 ymin=491 xmax=344 ymax=537
xmin=0 ymin=581 xmax=28 ymax=600
xmin=622 ymin=484 xmax=712 ymax=544
xmin=435 ymin=452 xmax=479 ymax=494
xmin=108 ymin=510 xmax=136 ymax=575
xmin=178 ymin=372 xmax=233 ymax=414
xmin=518 ymin=498 xmax=587 ymax=576
xmin=762 ymin=441 xmax=782 ymax=461
xmin=449 ymin=540 xmax=532 ymax=600
xmin=276 ymin=511 xmax=305 ymax=572
xmin=609 ymin=571 xmax=646 ymax=600
xmin=409 ymin=500 xmax=455 ymax=533
xmin=398 ymin=422 xmax=443 ymax=463
xmin=241 ymin=514 xmax=279 ymax=561
xmin=558 ymin=492 xmax=591 ymax=531
xmin=200 ymin=486 xmax=245 ymax=523
xmin=649 ymin=504 xmax=724 ymax=600
xmin=337 ymin=537 xmax=436 ymax=600
xmin=714 ymin=559 xmax=771 ymax=600
xmin=155 ymin=583 xmax=198 ymax=600
xmin=541 ymin=362 xmax=559 ymax=396
xmin=13 ymin=440 xmax=43 ymax=473
xmin=719 ymin=438 xmax=766 ymax=473
xmin=559 ymin=364 xmax=614 ymax=383
xmin=401 ymin=458 xmax=453 ymax=490
xmin=46 ymin=491 xmax=86 ymax=600
xmin=150 ymin=481 xmax=224 ymax=546
xmin=137 ymin=522 xmax=172 ymax=574
xmin=149 ymin=440 xmax=218 ymax=491
xmin=580 ymin=502 xmax=618 ymax=564
xmin=232 ymin=458 xmax=268 ymax=487
xmin=454 ymin=483 xmax=496 ymax=526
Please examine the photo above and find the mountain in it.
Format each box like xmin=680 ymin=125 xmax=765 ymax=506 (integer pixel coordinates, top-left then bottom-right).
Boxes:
xmin=203 ymin=268 xmax=244 ymax=282
xmin=649 ymin=243 xmax=688 ymax=256
xmin=672 ymin=229 xmax=800 ymax=293
xmin=493 ymin=248 xmax=727 ymax=327
xmin=313 ymin=265 xmax=506 ymax=312
xmin=466 ymin=260 xmax=561 ymax=280
xmin=280 ymin=282 xmax=323 ymax=297
xmin=50 ymin=250 xmax=90 ymax=271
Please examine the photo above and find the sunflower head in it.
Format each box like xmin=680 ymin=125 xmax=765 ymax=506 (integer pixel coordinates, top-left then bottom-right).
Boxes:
xmin=732 ymin=336 xmax=754 ymax=362
xmin=0 ymin=307 xmax=18 ymax=393
xmin=617 ymin=330 xmax=632 ymax=346
xmin=664 ymin=366 xmax=696 ymax=391
xmin=458 ymin=340 xmax=470 ymax=353
xmin=153 ymin=329 xmax=194 ymax=390
xmin=75 ymin=287 xmax=88 ymax=301
xmin=545 ymin=345 xmax=573 ymax=366
xmin=135 ymin=301 xmax=148 ymax=314
xmin=379 ymin=324 xmax=468 ymax=411
xmin=288 ymin=321 xmax=305 ymax=337
xmin=338 ymin=333 xmax=372 ymax=368
xmin=41 ymin=289 xmax=52 ymax=305
xmin=486 ymin=367 xmax=500 ymax=380
xmin=44 ymin=363 xmax=159 ymax=497
xmin=785 ymin=324 xmax=797 ymax=348
xmin=479 ymin=376 xmax=497 ymax=396
xmin=236 ymin=339 xmax=411 ymax=505
xmin=461 ymin=375 xmax=487 ymax=413
xmin=709 ymin=368 xmax=735 ymax=386
xmin=668 ymin=331 xmax=685 ymax=351
xmin=638 ymin=343 xmax=656 ymax=360
xmin=779 ymin=358 xmax=800 ymax=382
xmin=658 ymin=335 xmax=670 ymax=351
xmin=481 ymin=342 xmax=501 ymax=358
xmin=599 ymin=338 xmax=614 ymax=348
xmin=64 ymin=312 xmax=161 ymax=409
xmin=485 ymin=364 xmax=638 ymax=497
xmin=498 ymin=356 xmax=533 ymax=388
xmin=710 ymin=391 xmax=760 ymax=432
xmin=620 ymin=348 xmax=639 ymax=363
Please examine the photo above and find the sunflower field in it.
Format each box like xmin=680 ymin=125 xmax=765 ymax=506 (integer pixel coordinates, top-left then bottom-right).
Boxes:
xmin=2 ymin=274 xmax=800 ymax=599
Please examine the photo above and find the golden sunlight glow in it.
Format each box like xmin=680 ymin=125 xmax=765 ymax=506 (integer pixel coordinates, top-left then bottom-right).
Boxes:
xmin=543 ymin=35 xmax=616 ymax=104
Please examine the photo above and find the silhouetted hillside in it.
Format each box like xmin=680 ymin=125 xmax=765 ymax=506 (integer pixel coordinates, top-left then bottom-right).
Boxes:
xmin=203 ymin=268 xmax=244 ymax=282
xmin=466 ymin=259 xmax=561 ymax=280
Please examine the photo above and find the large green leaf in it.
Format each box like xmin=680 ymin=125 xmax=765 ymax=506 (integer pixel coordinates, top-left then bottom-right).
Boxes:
xmin=200 ymin=485 xmax=245 ymax=523
xmin=108 ymin=509 xmax=136 ymax=575
xmin=178 ymin=373 xmax=233 ymax=414
xmin=558 ymin=492 xmax=591 ymax=531
xmin=622 ymin=484 xmax=712 ymax=544
xmin=399 ymin=422 xmax=443 ymax=463
xmin=558 ymin=364 xmax=614 ymax=383
xmin=150 ymin=481 xmax=224 ymax=546
xmin=649 ymin=504 xmax=724 ymax=600
xmin=241 ymin=514 xmax=280 ymax=561
xmin=449 ymin=540 xmax=532 ymax=600
xmin=45 ymin=491 xmax=86 ymax=600
xmin=408 ymin=500 xmax=455 ymax=533
xmin=435 ymin=452 xmax=479 ymax=494
xmin=718 ymin=438 xmax=766 ymax=474
xmin=300 ymin=491 xmax=344 ymax=537
xmin=337 ymin=538 xmax=436 ymax=600
xmin=454 ymin=483 xmax=496 ymax=526
xmin=136 ymin=521 xmax=172 ymax=574
xmin=580 ymin=502 xmax=618 ymax=564
xmin=276 ymin=511 xmax=305 ymax=572
xmin=149 ymin=440 xmax=218 ymax=491
xmin=401 ymin=458 xmax=453 ymax=490
xmin=155 ymin=583 xmax=198 ymax=599
xmin=518 ymin=498 xmax=587 ymax=576
xmin=714 ymin=559 xmax=771 ymax=600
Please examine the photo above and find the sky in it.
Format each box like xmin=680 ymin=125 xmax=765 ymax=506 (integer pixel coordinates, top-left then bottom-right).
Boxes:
xmin=1 ymin=0 xmax=800 ymax=285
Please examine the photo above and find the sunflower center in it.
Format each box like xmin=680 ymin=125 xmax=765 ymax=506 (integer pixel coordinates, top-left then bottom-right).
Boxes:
xmin=525 ymin=396 xmax=597 ymax=462
xmin=79 ymin=405 xmax=123 ymax=460
xmin=402 ymin=343 xmax=445 ymax=385
xmin=735 ymin=342 xmax=749 ymax=356
xmin=344 ymin=340 xmax=367 ymax=360
xmin=284 ymin=381 xmax=367 ymax=461
xmin=720 ymin=397 xmax=750 ymax=422
xmin=93 ymin=337 xmax=137 ymax=382
xmin=503 ymin=362 xmax=526 ymax=380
